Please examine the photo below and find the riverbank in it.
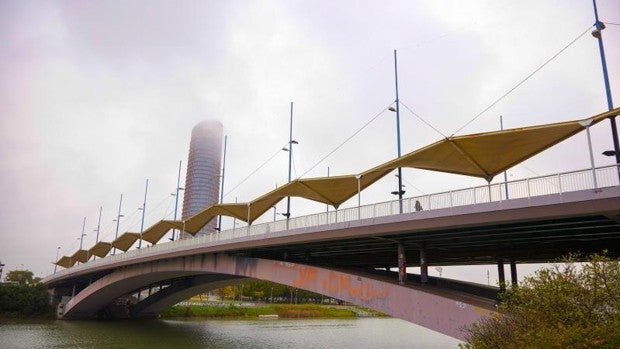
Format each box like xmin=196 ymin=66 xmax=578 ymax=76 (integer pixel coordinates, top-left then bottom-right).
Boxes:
xmin=161 ymin=303 xmax=385 ymax=319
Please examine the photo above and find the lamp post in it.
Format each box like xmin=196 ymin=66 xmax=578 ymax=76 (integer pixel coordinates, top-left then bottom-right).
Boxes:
xmin=281 ymin=102 xmax=298 ymax=222
xmin=232 ymin=197 xmax=238 ymax=230
xmin=217 ymin=136 xmax=228 ymax=232
xmin=326 ymin=167 xmax=330 ymax=214
xmin=138 ymin=179 xmax=149 ymax=249
xmin=355 ymin=174 xmax=362 ymax=219
xmin=77 ymin=217 xmax=87 ymax=265
xmin=79 ymin=217 xmax=86 ymax=250
xmin=591 ymin=0 xmax=620 ymax=177
xmin=92 ymin=206 xmax=102 ymax=261
xmin=112 ymin=194 xmax=123 ymax=255
xmin=390 ymin=49 xmax=404 ymax=213
xmin=94 ymin=206 xmax=102 ymax=243
xmin=171 ymin=161 xmax=184 ymax=241
xmin=53 ymin=247 xmax=60 ymax=273
xmin=500 ymin=116 xmax=509 ymax=199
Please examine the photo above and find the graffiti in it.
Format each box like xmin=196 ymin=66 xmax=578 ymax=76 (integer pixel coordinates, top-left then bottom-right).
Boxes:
xmin=274 ymin=262 xmax=388 ymax=302
xmin=291 ymin=265 xmax=318 ymax=287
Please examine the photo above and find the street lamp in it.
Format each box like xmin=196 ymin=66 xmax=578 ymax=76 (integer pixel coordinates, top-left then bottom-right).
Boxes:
xmin=284 ymin=101 xmax=297 ymax=222
xmin=391 ymin=50 xmax=404 ymax=213
xmin=591 ymin=0 xmax=620 ymax=176
xmin=217 ymin=136 xmax=228 ymax=233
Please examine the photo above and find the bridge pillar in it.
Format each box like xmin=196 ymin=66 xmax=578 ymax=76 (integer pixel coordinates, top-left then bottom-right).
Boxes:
xmin=497 ymin=259 xmax=506 ymax=291
xmin=397 ymin=242 xmax=406 ymax=284
xmin=510 ymin=260 xmax=518 ymax=287
xmin=420 ymin=248 xmax=428 ymax=284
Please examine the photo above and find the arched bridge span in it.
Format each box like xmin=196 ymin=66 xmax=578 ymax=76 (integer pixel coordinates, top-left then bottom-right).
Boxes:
xmin=62 ymin=254 xmax=494 ymax=340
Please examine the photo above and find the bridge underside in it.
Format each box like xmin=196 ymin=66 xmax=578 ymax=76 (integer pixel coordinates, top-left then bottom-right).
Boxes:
xmin=60 ymin=254 xmax=495 ymax=340
xmin=240 ymin=214 xmax=620 ymax=268
xmin=226 ymin=191 xmax=620 ymax=268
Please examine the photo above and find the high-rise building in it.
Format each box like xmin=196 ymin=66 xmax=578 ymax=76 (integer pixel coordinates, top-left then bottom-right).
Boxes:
xmin=181 ymin=120 xmax=223 ymax=238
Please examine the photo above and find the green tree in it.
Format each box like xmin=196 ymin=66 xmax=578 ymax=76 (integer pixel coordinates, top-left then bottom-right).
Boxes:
xmin=4 ymin=270 xmax=35 ymax=285
xmin=0 ymin=283 xmax=51 ymax=316
xmin=461 ymin=253 xmax=620 ymax=348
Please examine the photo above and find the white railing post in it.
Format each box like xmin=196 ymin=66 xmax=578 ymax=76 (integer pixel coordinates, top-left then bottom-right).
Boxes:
xmin=526 ymin=178 xmax=531 ymax=199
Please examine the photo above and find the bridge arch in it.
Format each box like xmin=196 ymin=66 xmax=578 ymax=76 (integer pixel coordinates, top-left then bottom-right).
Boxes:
xmin=63 ymin=253 xmax=493 ymax=340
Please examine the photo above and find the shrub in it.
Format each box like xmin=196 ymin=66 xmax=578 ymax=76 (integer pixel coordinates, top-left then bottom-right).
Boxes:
xmin=461 ymin=253 xmax=620 ymax=348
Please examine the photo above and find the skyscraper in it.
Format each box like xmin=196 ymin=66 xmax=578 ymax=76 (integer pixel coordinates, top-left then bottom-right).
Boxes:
xmin=181 ymin=120 xmax=223 ymax=238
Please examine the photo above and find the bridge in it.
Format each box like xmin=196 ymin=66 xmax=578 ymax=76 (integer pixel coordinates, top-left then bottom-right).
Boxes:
xmin=43 ymin=109 xmax=620 ymax=340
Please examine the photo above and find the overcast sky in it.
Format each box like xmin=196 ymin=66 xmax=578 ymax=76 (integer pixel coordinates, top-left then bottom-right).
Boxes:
xmin=1 ymin=1 xmax=619 ymax=283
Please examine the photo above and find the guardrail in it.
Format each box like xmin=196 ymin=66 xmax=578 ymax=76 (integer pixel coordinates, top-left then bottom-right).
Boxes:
xmin=48 ymin=165 xmax=619 ymax=279
xmin=220 ymin=165 xmax=619 ymax=239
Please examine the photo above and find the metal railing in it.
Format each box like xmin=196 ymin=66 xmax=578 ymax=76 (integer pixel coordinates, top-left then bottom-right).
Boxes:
xmin=49 ymin=165 xmax=619 ymax=279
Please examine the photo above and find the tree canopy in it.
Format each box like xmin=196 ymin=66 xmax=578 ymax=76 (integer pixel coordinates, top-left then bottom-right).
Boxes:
xmin=461 ymin=253 xmax=620 ymax=348
xmin=4 ymin=269 xmax=38 ymax=285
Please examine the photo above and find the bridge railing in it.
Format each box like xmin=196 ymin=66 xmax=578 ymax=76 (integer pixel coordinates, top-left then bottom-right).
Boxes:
xmin=50 ymin=165 xmax=619 ymax=278
xmin=214 ymin=165 xmax=618 ymax=240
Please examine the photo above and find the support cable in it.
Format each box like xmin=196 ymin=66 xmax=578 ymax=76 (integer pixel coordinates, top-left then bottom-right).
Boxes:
xmin=399 ymin=101 xmax=447 ymax=138
xmin=299 ymin=105 xmax=391 ymax=178
xmin=451 ymin=25 xmax=593 ymax=136
xmin=224 ymin=142 xmax=290 ymax=198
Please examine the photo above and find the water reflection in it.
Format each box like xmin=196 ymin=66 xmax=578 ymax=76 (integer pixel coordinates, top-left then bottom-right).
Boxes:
xmin=0 ymin=318 xmax=462 ymax=349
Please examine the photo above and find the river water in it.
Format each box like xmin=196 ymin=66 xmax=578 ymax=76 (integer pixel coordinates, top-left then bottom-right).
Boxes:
xmin=0 ymin=317 xmax=462 ymax=348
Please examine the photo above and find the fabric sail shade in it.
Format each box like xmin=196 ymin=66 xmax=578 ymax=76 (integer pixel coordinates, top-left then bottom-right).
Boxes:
xmin=57 ymin=107 xmax=620 ymax=267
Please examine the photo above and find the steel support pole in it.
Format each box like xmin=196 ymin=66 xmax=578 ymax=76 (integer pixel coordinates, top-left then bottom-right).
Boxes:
xmin=95 ymin=206 xmax=102 ymax=243
xmin=79 ymin=217 xmax=86 ymax=250
xmin=356 ymin=174 xmax=362 ymax=219
xmin=54 ymin=247 xmax=60 ymax=273
xmin=500 ymin=116 xmax=509 ymax=199
xmin=113 ymin=194 xmax=123 ymax=255
xmin=138 ymin=179 xmax=149 ymax=249
xmin=286 ymin=102 xmax=294 ymax=222
xmin=393 ymin=50 xmax=404 ymax=214
xmin=398 ymin=242 xmax=406 ymax=285
xmin=592 ymin=0 xmax=620 ymax=176
xmin=247 ymin=203 xmax=251 ymax=236
xmin=93 ymin=206 xmax=102 ymax=260
xmin=171 ymin=160 xmax=182 ymax=241
xmin=585 ymin=126 xmax=599 ymax=189
xmin=218 ymin=136 xmax=228 ymax=232
xmin=326 ymin=167 xmax=330 ymax=215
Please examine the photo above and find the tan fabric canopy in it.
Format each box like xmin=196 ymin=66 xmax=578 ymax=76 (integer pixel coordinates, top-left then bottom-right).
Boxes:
xmin=246 ymin=172 xmax=390 ymax=223
xmin=56 ymin=107 xmax=620 ymax=268
xmin=71 ymin=250 xmax=90 ymax=264
xmin=89 ymin=242 xmax=112 ymax=258
xmin=111 ymin=232 xmax=141 ymax=252
xmin=184 ymin=204 xmax=249 ymax=233
xmin=364 ymin=108 xmax=620 ymax=182
xmin=141 ymin=220 xmax=184 ymax=245
xmin=55 ymin=256 xmax=76 ymax=268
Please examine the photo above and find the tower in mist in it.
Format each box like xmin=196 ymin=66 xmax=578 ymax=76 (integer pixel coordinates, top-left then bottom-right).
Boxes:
xmin=181 ymin=120 xmax=223 ymax=238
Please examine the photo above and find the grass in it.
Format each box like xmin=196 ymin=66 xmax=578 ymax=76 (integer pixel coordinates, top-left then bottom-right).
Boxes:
xmin=160 ymin=303 xmax=374 ymax=319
